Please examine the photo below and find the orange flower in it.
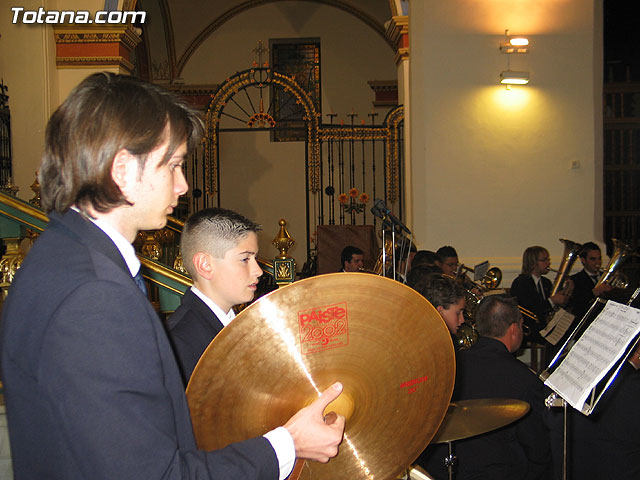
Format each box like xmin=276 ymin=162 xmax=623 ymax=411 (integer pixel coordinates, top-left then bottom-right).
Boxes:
xmin=359 ymin=192 xmax=370 ymax=204
xmin=338 ymin=193 xmax=348 ymax=204
xmin=349 ymin=187 xmax=359 ymax=198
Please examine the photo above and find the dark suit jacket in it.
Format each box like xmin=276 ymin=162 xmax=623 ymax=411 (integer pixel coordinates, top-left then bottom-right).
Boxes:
xmin=510 ymin=274 xmax=552 ymax=343
xmin=166 ymin=288 xmax=225 ymax=386
xmin=567 ymin=269 xmax=598 ymax=320
xmin=453 ymin=337 xmax=553 ymax=480
xmin=570 ymin=362 xmax=640 ymax=479
xmin=0 ymin=210 xmax=277 ymax=479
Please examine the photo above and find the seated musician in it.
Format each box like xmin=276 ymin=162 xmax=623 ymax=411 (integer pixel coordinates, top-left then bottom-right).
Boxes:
xmin=452 ymin=295 xmax=553 ymax=480
xmin=510 ymin=246 xmax=570 ymax=344
xmin=407 ymin=271 xmax=466 ymax=348
xmin=435 ymin=245 xmax=459 ymax=276
xmin=567 ymin=242 xmax=613 ymax=321
xmin=340 ymin=245 xmax=364 ymax=272
xmin=410 ymin=250 xmax=441 ymax=272
xmin=435 ymin=246 xmax=487 ymax=308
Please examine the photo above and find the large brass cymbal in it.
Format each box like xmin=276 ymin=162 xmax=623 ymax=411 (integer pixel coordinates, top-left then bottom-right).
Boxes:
xmin=430 ymin=398 xmax=530 ymax=444
xmin=186 ymin=273 xmax=455 ymax=480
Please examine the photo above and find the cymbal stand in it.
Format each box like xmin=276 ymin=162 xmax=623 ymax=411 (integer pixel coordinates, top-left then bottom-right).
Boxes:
xmin=443 ymin=441 xmax=457 ymax=480
xmin=545 ymin=392 xmax=568 ymax=480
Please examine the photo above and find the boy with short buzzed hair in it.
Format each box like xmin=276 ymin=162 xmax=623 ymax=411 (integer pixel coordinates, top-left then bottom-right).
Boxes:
xmin=167 ymin=207 xmax=264 ymax=384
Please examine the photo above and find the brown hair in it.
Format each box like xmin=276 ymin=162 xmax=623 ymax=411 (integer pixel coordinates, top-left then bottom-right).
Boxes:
xmin=39 ymin=72 xmax=203 ymax=214
xmin=521 ymin=246 xmax=549 ymax=275
xmin=181 ymin=208 xmax=262 ymax=279
xmin=408 ymin=272 xmax=464 ymax=309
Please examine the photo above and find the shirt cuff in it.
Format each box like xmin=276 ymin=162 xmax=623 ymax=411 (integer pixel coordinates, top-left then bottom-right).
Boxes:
xmin=264 ymin=426 xmax=296 ymax=480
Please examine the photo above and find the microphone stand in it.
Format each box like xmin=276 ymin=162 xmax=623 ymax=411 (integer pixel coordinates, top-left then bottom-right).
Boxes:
xmin=391 ymin=228 xmax=397 ymax=281
xmin=381 ymin=227 xmax=387 ymax=278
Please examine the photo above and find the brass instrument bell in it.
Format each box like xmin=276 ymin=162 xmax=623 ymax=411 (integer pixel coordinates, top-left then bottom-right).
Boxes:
xmin=460 ymin=264 xmax=503 ymax=291
xmin=595 ymin=238 xmax=636 ymax=290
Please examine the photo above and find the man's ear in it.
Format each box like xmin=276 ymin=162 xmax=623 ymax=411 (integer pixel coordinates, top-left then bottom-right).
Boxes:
xmin=111 ymin=149 xmax=138 ymax=202
xmin=508 ymin=321 xmax=520 ymax=340
xmin=192 ymin=252 xmax=214 ymax=280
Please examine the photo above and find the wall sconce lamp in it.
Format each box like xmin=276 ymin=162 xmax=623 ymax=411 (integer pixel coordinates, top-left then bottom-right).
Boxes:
xmin=500 ymin=70 xmax=529 ymax=85
xmin=500 ymin=30 xmax=529 ymax=54
xmin=499 ymin=30 xmax=530 ymax=88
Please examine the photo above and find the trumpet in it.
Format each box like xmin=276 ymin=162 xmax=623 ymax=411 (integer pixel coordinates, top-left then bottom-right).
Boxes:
xmin=459 ymin=264 xmax=503 ymax=291
xmin=462 ymin=266 xmax=502 ymax=291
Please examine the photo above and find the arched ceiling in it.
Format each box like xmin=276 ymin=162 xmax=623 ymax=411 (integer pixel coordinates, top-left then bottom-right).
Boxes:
xmin=138 ymin=0 xmax=398 ymax=82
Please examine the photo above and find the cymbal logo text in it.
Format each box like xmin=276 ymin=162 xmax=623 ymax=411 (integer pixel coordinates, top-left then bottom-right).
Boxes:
xmin=298 ymin=302 xmax=349 ymax=354
xmin=400 ymin=375 xmax=429 ymax=394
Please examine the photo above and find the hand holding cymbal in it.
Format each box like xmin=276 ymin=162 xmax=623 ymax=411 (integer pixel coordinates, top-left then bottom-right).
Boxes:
xmin=284 ymin=382 xmax=346 ymax=462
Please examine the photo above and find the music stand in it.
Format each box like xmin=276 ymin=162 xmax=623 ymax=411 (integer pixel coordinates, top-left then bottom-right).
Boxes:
xmin=540 ymin=299 xmax=640 ymax=415
xmin=539 ymin=299 xmax=640 ymax=480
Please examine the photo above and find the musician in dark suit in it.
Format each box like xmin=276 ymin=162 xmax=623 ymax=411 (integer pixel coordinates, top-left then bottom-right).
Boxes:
xmin=570 ymin=343 xmax=640 ymax=479
xmin=453 ymin=295 xmax=553 ymax=480
xmin=510 ymin=246 xmax=570 ymax=343
xmin=0 ymin=72 xmax=344 ymax=479
xmin=167 ymin=208 xmax=263 ymax=385
xmin=567 ymin=242 xmax=613 ymax=321
xmin=340 ymin=245 xmax=364 ymax=272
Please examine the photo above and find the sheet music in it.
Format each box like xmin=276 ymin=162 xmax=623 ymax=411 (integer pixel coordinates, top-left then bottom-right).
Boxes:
xmin=473 ymin=261 xmax=489 ymax=281
xmin=545 ymin=301 xmax=640 ymax=412
xmin=540 ymin=308 xmax=575 ymax=345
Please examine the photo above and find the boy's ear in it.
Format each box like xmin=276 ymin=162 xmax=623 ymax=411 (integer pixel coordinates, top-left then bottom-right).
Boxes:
xmin=111 ymin=149 xmax=138 ymax=202
xmin=192 ymin=252 xmax=213 ymax=280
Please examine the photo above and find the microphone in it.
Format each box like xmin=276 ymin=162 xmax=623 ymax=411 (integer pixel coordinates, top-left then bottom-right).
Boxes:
xmin=370 ymin=204 xmax=394 ymax=229
xmin=373 ymin=198 xmax=411 ymax=235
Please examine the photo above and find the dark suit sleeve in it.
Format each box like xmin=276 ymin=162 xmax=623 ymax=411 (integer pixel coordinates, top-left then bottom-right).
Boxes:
xmin=568 ymin=272 xmax=596 ymax=320
xmin=41 ymin=281 xmax=277 ymax=480
xmin=516 ymin=377 xmax=553 ymax=480
xmin=511 ymin=276 xmax=551 ymax=343
xmin=168 ymin=321 xmax=205 ymax=386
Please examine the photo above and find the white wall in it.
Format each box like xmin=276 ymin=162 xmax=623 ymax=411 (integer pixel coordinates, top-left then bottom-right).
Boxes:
xmin=410 ymin=0 xmax=603 ymax=284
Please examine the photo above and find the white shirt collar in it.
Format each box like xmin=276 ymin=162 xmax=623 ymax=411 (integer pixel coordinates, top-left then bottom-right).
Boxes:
xmin=191 ymin=286 xmax=236 ymax=327
xmin=74 ymin=207 xmax=141 ymax=277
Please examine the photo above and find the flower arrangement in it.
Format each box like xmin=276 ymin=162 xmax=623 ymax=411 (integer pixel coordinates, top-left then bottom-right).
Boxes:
xmin=339 ymin=187 xmax=369 ymax=214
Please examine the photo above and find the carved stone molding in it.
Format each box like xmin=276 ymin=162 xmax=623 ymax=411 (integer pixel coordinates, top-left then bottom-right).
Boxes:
xmin=368 ymin=80 xmax=398 ymax=107
xmin=386 ymin=16 xmax=408 ymax=64
xmin=54 ymin=25 xmax=141 ymax=73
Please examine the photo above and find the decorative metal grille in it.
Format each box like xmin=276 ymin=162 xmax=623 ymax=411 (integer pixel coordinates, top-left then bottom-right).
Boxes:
xmin=0 ymin=82 xmax=12 ymax=191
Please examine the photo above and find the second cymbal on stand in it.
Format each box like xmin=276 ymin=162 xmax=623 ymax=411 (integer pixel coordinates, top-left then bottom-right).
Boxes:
xmin=431 ymin=398 xmax=530 ymax=444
